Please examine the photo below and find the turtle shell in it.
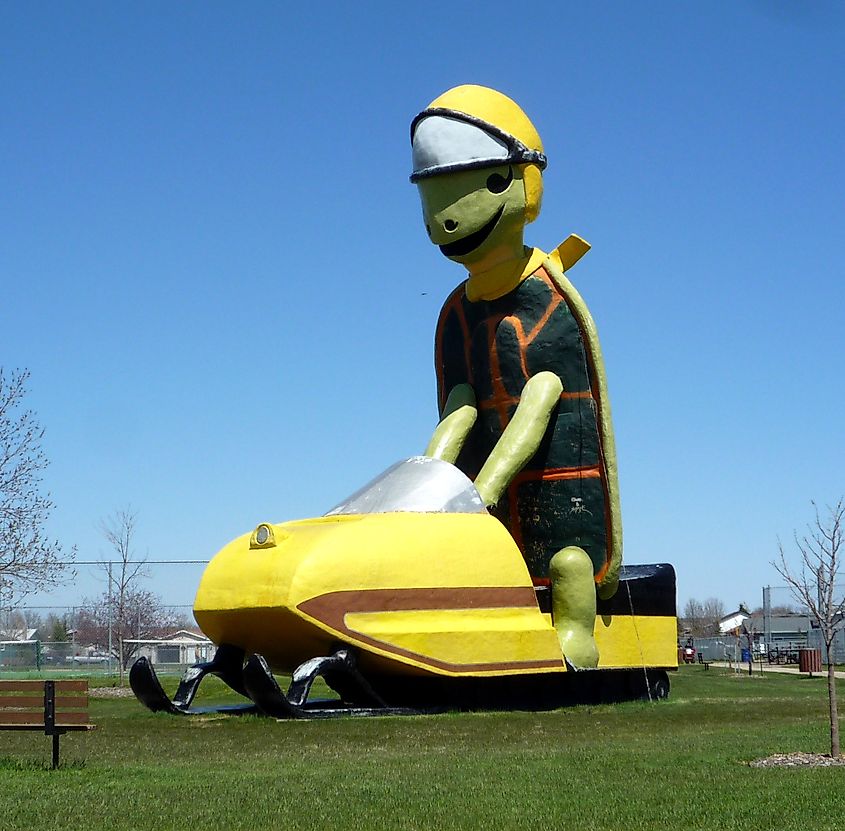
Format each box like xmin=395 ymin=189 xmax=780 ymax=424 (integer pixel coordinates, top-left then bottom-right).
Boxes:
xmin=435 ymin=262 xmax=619 ymax=586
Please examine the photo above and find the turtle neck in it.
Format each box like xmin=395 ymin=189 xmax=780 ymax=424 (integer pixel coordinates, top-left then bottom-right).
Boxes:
xmin=465 ymin=246 xmax=546 ymax=302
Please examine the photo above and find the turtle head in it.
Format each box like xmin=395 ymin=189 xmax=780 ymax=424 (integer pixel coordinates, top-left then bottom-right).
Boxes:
xmin=416 ymin=164 xmax=528 ymax=268
xmin=409 ymin=85 xmax=545 ymax=272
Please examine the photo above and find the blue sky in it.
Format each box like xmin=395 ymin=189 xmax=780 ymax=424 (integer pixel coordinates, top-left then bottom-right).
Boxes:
xmin=3 ymin=2 xmax=843 ymax=614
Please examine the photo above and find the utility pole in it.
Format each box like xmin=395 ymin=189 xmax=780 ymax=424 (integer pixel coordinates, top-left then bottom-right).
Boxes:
xmin=107 ymin=560 xmax=113 ymax=676
xmin=763 ymin=585 xmax=772 ymax=661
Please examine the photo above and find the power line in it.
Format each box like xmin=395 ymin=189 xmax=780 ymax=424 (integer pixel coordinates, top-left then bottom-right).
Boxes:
xmin=18 ymin=603 xmax=195 ymax=610
xmin=54 ymin=559 xmax=210 ymax=566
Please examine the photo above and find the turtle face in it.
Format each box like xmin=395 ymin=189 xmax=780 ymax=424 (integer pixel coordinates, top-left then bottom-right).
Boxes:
xmin=416 ymin=164 xmax=527 ymax=268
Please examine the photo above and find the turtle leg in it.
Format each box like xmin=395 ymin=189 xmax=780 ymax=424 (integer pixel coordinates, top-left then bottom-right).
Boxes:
xmin=549 ymin=546 xmax=599 ymax=669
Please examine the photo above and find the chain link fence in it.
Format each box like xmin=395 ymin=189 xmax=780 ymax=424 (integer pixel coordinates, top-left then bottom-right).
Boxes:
xmin=688 ymin=584 xmax=845 ymax=665
xmin=0 ymin=558 xmax=205 ymax=676
xmin=5 ymin=571 xmax=845 ymax=675
xmin=0 ymin=597 xmax=201 ymax=676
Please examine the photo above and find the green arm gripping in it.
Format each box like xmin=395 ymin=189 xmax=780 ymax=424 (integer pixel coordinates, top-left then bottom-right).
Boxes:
xmin=473 ymin=371 xmax=562 ymax=508
xmin=425 ymin=383 xmax=478 ymax=464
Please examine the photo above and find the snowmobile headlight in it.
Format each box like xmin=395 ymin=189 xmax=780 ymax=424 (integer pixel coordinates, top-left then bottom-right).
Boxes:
xmin=250 ymin=523 xmax=276 ymax=549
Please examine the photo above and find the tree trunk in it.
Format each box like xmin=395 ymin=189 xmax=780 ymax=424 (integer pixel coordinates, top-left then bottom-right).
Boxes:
xmin=827 ymin=651 xmax=840 ymax=757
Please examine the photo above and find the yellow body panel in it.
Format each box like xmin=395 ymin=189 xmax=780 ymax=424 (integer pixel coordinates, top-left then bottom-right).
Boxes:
xmin=194 ymin=511 xmax=566 ymax=676
xmin=194 ymin=509 xmax=676 ymax=678
xmin=345 ymin=608 xmax=562 ymax=669
xmin=595 ymin=615 xmax=679 ymax=669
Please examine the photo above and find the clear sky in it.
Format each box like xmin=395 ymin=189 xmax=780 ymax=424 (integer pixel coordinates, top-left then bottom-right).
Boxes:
xmin=3 ymin=2 xmax=843 ymax=615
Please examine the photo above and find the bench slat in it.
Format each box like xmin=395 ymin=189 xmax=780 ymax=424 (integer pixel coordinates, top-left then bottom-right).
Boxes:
xmin=56 ymin=712 xmax=90 ymax=725
xmin=0 ymin=722 xmax=94 ymax=731
xmin=0 ymin=695 xmax=89 ymax=708
xmin=0 ymin=681 xmax=46 ymax=693
xmin=0 ymin=712 xmax=48 ymax=726
xmin=0 ymin=680 xmax=88 ymax=692
xmin=52 ymin=696 xmax=90 ymax=709
xmin=0 ymin=696 xmax=47 ymax=708
xmin=0 ymin=711 xmax=90 ymax=725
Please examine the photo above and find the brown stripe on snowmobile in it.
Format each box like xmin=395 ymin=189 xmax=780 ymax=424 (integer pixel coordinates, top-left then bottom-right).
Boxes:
xmin=297 ymin=588 xmax=564 ymax=674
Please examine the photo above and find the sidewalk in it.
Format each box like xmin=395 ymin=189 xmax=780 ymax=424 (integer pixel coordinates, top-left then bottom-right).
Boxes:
xmin=706 ymin=661 xmax=845 ymax=680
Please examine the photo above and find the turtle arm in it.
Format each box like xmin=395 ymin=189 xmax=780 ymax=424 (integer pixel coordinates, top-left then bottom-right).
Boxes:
xmin=424 ymin=383 xmax=478 ymax=464
xmin=473 ymin=371 xmax=562 ymax=508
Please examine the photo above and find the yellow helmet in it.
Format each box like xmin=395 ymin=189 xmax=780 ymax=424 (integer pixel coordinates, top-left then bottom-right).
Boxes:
xmin=410 ymin=85 xmax=545 ymax=222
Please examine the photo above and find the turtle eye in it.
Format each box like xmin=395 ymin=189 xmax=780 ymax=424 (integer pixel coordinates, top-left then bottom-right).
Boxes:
xmin=486 ymin=166 xmax=513 ymax=194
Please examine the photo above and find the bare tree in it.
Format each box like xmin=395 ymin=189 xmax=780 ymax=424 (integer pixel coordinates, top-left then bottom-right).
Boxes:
xmin=0 ymin=368 xmax=73 ymax=602
xmin=702 ymin=597 xmax=726 ymax=626
xmin=75 ymin=587 xmax=179 ymax=670
xmin=682 ymin=597 xmax=704 ymax=636
xmin=100 ymin=508 xmax=149 ymax=681
xmin=751 ymin=604 xmax=798 ymax=616
xmin=682 ymin=596 xmax=725 ymax=637
xmin=0 ymin=607 xmax=32 ymax=639
xmin=774 ymin=498 xmax=844 ymax=758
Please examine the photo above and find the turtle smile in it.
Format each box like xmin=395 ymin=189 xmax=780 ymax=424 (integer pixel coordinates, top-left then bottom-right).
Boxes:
xmin=438 ymin=205 xmax=505 ymax=257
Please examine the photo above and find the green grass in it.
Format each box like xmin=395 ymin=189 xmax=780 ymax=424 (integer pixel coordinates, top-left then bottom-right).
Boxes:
xmin=1 ymin=667 xmax=842 ymax=830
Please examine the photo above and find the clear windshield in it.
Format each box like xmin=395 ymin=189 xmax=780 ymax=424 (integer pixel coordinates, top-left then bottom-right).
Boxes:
xmin=325 ymin=456 xmax=486 ymax=516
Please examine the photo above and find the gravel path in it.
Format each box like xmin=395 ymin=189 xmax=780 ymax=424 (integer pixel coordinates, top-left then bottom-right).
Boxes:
xmin=90 ymin=686 xmax=136 ymax=698
xmin=750 ymin=752 xmax=845 ymax=768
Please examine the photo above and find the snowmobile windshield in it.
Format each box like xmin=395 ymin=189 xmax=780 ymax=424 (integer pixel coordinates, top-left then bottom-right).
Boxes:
xmin=325 ymin=456 xmax=486 ymax=516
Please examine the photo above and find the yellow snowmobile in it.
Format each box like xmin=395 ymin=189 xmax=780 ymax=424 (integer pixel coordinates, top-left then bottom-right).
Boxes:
xmin=130 ymin=457 xmax=677 ymax=716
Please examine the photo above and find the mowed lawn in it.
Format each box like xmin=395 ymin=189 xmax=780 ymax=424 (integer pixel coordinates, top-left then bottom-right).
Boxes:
xmin=1 ymin=667 xmax=843 ymax=831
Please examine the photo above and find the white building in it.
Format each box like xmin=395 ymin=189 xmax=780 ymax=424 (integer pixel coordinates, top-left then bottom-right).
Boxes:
xmin=125 ymin=629 xmax=213 ymax=665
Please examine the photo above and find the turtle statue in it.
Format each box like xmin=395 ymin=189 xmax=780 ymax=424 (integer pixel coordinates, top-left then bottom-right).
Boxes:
xmin=414 ymin=85 xmax=622 ymax=668
xmin=127 ymin=86 xmax=676 ymax=719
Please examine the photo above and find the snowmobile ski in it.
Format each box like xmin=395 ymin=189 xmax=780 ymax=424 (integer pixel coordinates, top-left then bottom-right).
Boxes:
xmin=242 ymin=651 xmax=424 ymax=719
xmin=130 ymin=643 xmax=257 ymax=715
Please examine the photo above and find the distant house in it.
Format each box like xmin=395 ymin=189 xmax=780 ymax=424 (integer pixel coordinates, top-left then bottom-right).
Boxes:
xmin=718 ymin=608 xmax=750 ymax=635
xmin=749 ymin=612 xmax=812 ymax=649
xmin=124 ymin=629 xmax=213 ymax=665
xmin=0 ymin=627 xmax=38 ymax=642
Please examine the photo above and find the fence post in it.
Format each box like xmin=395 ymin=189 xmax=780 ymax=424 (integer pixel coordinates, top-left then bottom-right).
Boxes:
xmin=107 ymin=561 xmax=113 ymax=677
xmin=763 ymin=585 xmax=771 ymax=663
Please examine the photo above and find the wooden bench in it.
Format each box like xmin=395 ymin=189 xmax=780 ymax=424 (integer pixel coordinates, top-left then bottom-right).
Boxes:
xmin=0 ymin=679 xmax=95 ymax=768
xmin=697 ymin=654 xmax=712 ymax=670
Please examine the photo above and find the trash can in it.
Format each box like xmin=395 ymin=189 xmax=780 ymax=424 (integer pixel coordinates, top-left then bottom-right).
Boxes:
xmin=798 ymin=648 xmax=822 ymax=674
xmin=741 ymin=648 xmax=751 ymax=662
